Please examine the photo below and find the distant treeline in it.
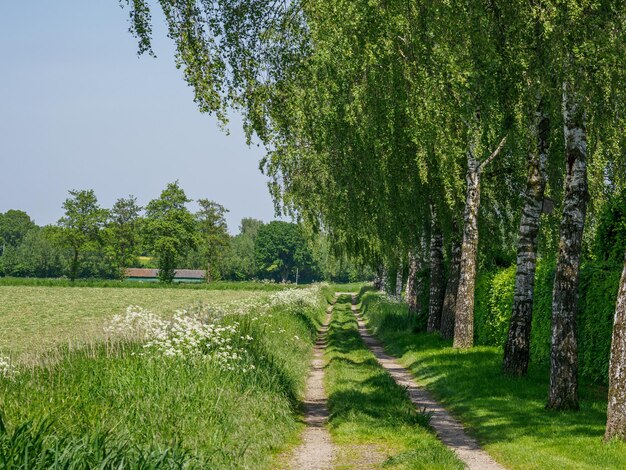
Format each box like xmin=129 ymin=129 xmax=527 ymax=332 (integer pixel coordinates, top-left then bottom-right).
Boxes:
xmin=0 ymin=181 xmax=372 ymax=283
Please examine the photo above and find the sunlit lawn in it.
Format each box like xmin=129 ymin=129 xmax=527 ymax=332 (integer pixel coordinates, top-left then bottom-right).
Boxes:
xmin=360 ymin=291 xmax=626 ymax=470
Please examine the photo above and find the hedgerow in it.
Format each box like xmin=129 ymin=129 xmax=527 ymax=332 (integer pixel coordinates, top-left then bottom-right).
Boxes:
xmin=474 ymin=261 xmax=621 ymax=384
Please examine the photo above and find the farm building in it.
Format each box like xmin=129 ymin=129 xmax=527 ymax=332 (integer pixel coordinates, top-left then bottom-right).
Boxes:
xmin=124 ymin=268 xmax=206 ymax=283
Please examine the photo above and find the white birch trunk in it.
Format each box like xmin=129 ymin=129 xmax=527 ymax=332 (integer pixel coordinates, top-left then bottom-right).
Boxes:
xmin=605 ymin=249 xmax=626 ymax=440
xmin=547 ymin=81 xmax=588 ymax=410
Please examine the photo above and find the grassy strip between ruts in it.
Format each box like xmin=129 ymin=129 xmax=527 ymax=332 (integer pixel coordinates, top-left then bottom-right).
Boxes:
xmin=325 ymin=294 xmax=463 ymax=469
xmin=0 ymin=286 xmax=332 ymax=469
xmin=358 ymin=288 xmax=626 ymax=470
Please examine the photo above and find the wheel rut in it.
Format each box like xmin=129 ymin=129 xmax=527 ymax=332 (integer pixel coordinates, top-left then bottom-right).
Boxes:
xmin=287 ymin=305 xmax=334 ymax=469
xmin=349 ymin=294 xmax=505 ymax=470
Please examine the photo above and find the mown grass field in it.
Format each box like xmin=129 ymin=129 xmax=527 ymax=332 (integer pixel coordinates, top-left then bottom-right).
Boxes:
xmin=0 ymin=286 xmax=266 ymax=360
xmin=0 ymin=284 xmax=329 ymax=468
xmin=359 ymin=289 xmax=626 ymax=470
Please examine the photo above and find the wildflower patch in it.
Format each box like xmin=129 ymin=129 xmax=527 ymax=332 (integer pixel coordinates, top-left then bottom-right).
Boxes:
xmin=104 ymin=285 xmax=323 ymax=372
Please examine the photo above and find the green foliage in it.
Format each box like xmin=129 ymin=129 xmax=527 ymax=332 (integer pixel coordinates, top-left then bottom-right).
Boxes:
xmin=528 ymin=261 xmax=555 ymax=368
xmin=195 ymin=199 xmax=229 ymax=282
xmin=594 ymin=188 xmax=626 ymax=264
xmin=0 ymin=226 xmax=65 ymax=278
xmin=357 ymin=289 xmax=424 ymax=335
xmin=578 ymin=265 xmax=622 ymax=383
xmin=143 ymin=182 xmax=197 ymax=283
xmin=220 ymin=218 xmax=263 ymax=281
xmin=254 ymin=221 xmax=316 ymax=283
xmin=309 ymin=233 xmax=374 ymax=283
xmin=473 ymin=261 xmax=622 ymax=384
xmin=104 ymin=196 xmax=142 ymax=278
xmin=58 ymin=190 xmax=109 ymax=281
xmin=0 ymin=210 xmax=35 ymax=248
xmin=474 ymin=266 xmax=515 ymax=346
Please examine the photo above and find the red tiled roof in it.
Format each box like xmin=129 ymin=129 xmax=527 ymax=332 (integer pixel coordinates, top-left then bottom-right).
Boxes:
xmin=124 ymin=268 xmax=206 ymax=279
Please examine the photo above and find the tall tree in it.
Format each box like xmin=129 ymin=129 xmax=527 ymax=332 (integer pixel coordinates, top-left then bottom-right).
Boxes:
xmin=105 ymin=196 xmax=142 ymax=278
xmin=453 ymin=136 xmax=508 ymax=348
xmin=196 ymin=199 xmax=229 ymax=282
xmin=0 ymin=210 xmax=35 ymax=249
xmin=143 ymin=182 xmax=197 ymax=283
xmin=220 ymin=218 xmax=263 ymax=280
xmin=427 ymin=211 xmax=444 ymax=332
xmin=546 ymin=81 xmax=588 ymax=410
xmin=405 ymin=248 xmax=421 ymax=315
xmin=254 ymin=221 xmax=314 ymax=283
xmin=58 ymin=189 xmax=108 ymax=281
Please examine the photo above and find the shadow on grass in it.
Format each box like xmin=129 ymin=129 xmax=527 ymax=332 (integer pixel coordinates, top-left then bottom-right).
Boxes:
xmin=357 ymin=291 xmax=626 ymax=468
xmin=325 ymin=301 xmax=432 ymax=432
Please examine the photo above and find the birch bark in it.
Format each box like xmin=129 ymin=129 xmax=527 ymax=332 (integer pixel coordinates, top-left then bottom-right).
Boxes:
xmin=453 ymin=153 xmax=481 ymax=348
xmin=395 ymin=260 xmax=404 ymax=299
xmin=503 ymin=105 xmax=549 ymax=376
xmin=441 ymin=233 xmax=461 ymax=340
xmin=405 ymin=249 xmax=420 ymax=313
xmin=605 ymin=249 xmax=626 ymax=440
xmin=547 ymin=82 xmax=588 ymax=410
xmin=454 ymin=136 xmax=507 ymax=349
xmin=427 ymin=212 xmax=445 ymax=332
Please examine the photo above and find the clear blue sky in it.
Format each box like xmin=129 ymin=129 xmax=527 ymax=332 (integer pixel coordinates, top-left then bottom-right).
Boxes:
xmin=0 ymin=1 xmax=279 ymax=233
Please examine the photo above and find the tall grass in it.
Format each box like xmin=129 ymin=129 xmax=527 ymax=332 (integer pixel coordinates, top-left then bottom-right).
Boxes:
xmin=0 ymin=286 xmax=332 ymax=468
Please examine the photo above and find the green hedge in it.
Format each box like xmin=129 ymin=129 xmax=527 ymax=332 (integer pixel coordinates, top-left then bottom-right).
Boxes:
xmin=474 ymin=261 xmax=621 ymax=384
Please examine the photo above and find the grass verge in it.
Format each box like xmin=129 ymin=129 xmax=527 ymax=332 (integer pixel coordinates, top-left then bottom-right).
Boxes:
xmin=359 ymin=289 xmax=626 ymax=470
xmin=0 ymin=287 xmax=330 ymax=468
xmin=325 ymin=294 xmax=463 ymax=469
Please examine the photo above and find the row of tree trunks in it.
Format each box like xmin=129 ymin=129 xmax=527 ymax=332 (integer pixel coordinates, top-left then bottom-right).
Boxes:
xmin=547 ymin=82 xmax=588 ymax=411
xmin=405 ymin=249 xmax=420 ymax=313
xmin=406 ymin=235 xmax=428 ymax=316
xmin=606 ymin=249 xmax=626 ymax=440
xmin=395 ymin=260 xmax=404 ymax=299
xmin=374 ymin=264 xmax=384 ymax=290
xmin=440 ymin=233 xmax=461 ymax=340
xmin=427 ymin=209 xmax=445 ymax=332
xmin=503 ymin=102 xmax=549 ymax=376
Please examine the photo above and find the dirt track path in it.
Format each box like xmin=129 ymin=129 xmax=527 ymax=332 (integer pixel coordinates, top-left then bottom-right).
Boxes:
xmin=350 ymin=294 xmax=505 ymax=470
xmin=287 ymin=305 xmax=335 ymax=469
